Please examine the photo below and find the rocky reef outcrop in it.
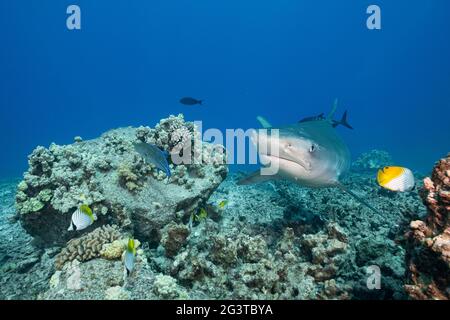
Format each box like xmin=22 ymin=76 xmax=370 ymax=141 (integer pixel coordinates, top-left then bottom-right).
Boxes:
xmin=15 ymin=114 xmax=227 ymax=245
xmin=405 ymin=153 xmax=450 ymax=300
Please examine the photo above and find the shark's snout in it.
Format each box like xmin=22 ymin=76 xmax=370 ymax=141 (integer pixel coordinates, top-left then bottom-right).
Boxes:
xmin=252 ymin=129 xmax=312 ymax=171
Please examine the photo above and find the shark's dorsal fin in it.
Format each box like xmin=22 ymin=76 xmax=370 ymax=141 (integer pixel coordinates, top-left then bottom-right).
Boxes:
xmin=326 ymin=98 xmax=339 ymax=121
xmin=256 ymin=116 xmax=272 ymax=128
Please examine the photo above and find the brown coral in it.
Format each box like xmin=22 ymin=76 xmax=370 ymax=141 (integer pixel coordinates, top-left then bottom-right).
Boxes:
xmin=55 ymin=225 xmax=121 ymax=269
xmin=405 ymin=153 xmax=450 ymax=300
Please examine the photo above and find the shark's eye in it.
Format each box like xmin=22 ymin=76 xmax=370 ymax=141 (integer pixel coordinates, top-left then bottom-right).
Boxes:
xmin=309 ymin=144 xmax=316 ymax=153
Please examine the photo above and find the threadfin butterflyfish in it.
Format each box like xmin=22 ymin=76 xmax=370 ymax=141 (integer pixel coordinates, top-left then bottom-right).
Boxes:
xmin=68 ymin=204 xmax=97 ymax=231
xmin=377 ymin=166 xmax=415 ymax=192
xmin=123 ymin=238 xmax=136 ymax=276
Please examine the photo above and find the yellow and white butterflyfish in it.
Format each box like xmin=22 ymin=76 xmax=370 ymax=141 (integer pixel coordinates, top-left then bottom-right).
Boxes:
xmin=377 ymin=166 xmax=415 ymax=192
xmin=68 ymin=204 xmax=97 ymax=231
xmin=218 ymin=200 xmax=228 ymax=209
xmin=123 ymin=238 xmax=136 ymax=276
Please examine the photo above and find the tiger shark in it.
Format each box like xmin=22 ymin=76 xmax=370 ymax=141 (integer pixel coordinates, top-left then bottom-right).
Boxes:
xmin=238 ymin=99 xmax=380 ymax=214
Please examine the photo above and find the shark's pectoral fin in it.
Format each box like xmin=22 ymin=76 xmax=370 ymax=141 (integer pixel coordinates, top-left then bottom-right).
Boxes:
xmin=237 ymin=170 xmax=277 ymax=185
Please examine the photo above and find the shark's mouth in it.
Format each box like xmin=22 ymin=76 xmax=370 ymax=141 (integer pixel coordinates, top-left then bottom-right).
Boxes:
xmin=252 ymin=131 xmax=312 ymax=171
xmin=261 ymin=154 xmax=312 ymax=171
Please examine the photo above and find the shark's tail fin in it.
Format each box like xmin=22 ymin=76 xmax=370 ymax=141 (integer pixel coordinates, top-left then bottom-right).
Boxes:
xmin=336 ymin=182 xmax=381 ymax=215
xmin=332 ymin=110 xmax=353 ymax=129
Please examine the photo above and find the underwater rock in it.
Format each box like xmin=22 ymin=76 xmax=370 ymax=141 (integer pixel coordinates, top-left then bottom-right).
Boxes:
xmin=160 ymin=222 xmax=190 ymax=257
xmin=43 ymin=259 xmax=125 ymax=300
xmin=0 ymin=179 xmax=59 ymax=300
xmin=405 ymin=153 xmax=450 ymax=300
xmin=41 ymin=254 xmax=188 ymax=300
xmin=16 ymin=114 xmax=227 ymax=245
xmin=153 ymin=274 xmax=189 ymax=299
xmin=352 ymin=149 xmax=393 ymax=172
xmin=104 ymin=286 xmax=130 ymax=300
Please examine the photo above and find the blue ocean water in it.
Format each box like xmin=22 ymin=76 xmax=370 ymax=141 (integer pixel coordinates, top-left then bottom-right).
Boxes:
xmin=1 ymin=1 xmax=449 ymax=178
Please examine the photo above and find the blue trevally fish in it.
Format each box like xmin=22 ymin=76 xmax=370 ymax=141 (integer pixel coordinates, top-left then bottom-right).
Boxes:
xmin=238 ymin=99 xmax=379 ymax=214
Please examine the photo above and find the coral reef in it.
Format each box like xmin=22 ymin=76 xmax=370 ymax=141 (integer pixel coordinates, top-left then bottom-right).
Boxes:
xmin=405 ymin=153 xmax=450 ymax=300
xmin=352 ymin=150 xmax=393 ymax=172
xmin=1 ymin=140 xmax=436 ymax=300
xmin=55 ymin=225 xmax=121 ymax=269
xmin=15 ymin=114 xmax=227 ymax=244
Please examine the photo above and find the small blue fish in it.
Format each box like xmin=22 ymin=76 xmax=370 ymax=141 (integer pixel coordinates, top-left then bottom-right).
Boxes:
xmin=298 ymin=113 xmax=325 ymax=123
xmin=133 ymin=142 xmax=171 ymax=177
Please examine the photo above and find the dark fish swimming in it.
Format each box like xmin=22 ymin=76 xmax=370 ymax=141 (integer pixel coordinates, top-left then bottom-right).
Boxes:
xmin=299 ymin=110 xmax=353 ymax=130
xmin=180 ymin=97 xmax=203 ymax=106
xmin=298 ymin=113 xmax=325 ymax=123
xmin=331 ymin=110 xmax=353 ymax=130
xmin=133 ymin=142 xmax=171 ymax=177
